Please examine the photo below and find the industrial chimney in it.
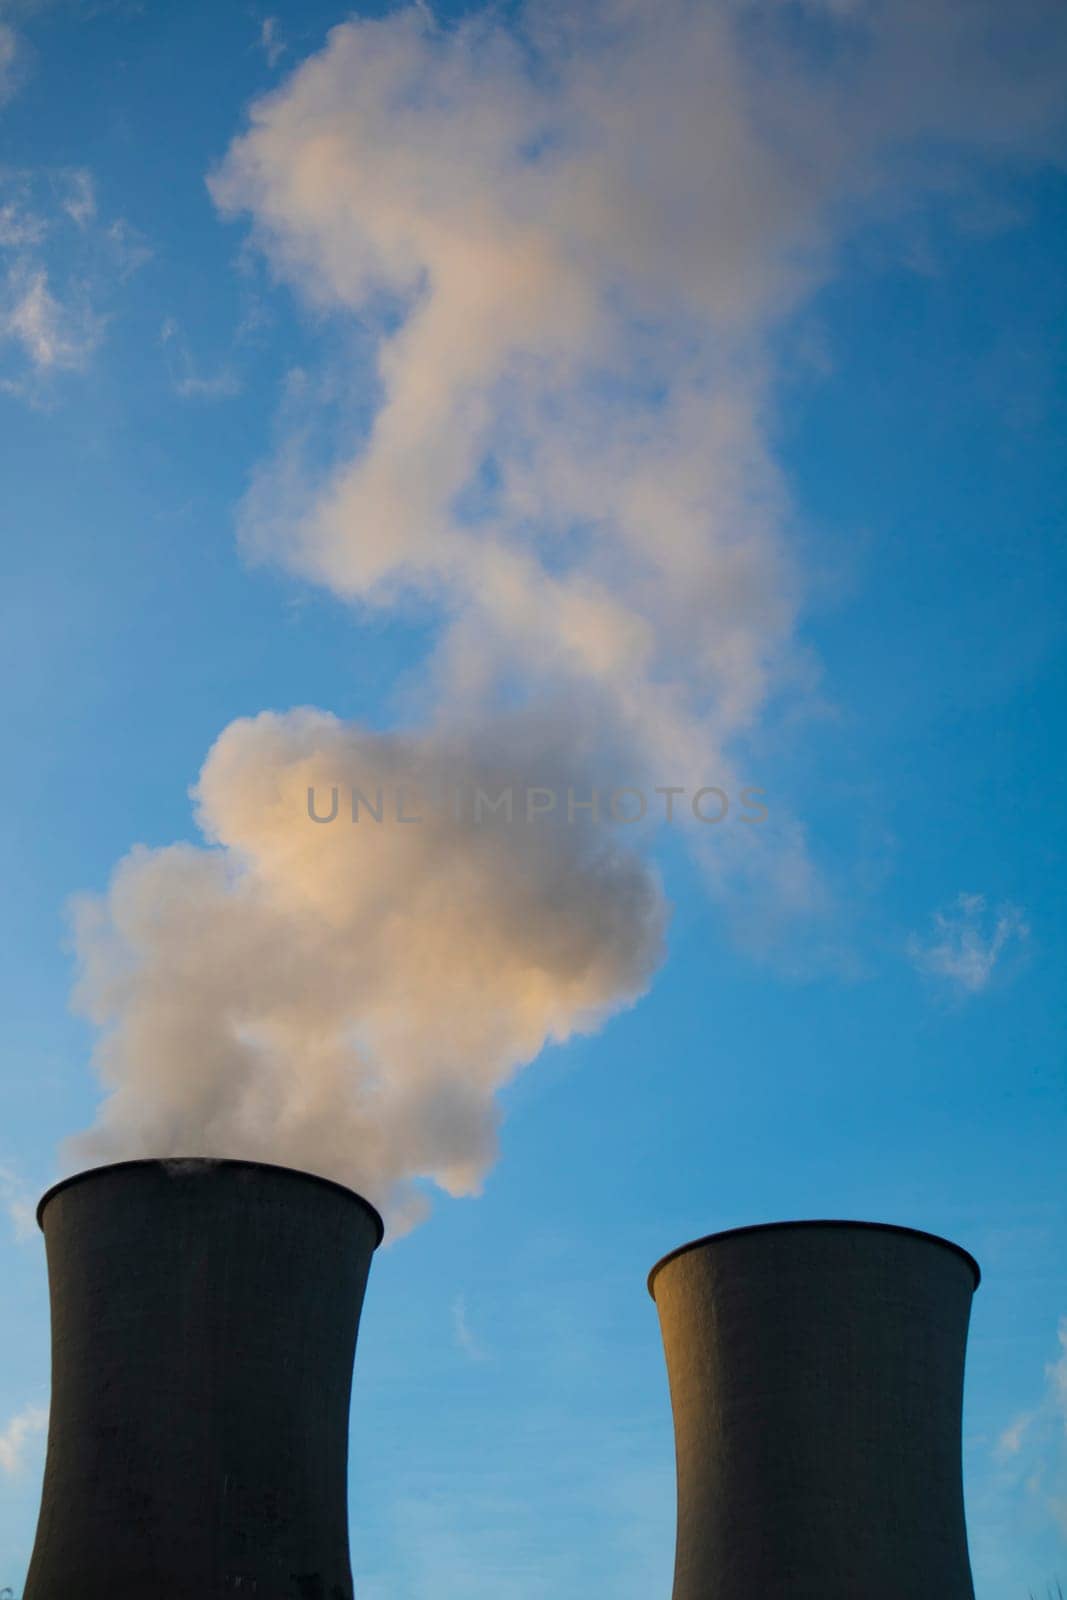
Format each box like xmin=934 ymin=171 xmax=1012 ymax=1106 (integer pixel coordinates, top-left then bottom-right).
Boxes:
xmin=24 ymin=1157 xmax=383 ymax=1600
xmin=649 ymin=1220 xmax=980 ymax=1600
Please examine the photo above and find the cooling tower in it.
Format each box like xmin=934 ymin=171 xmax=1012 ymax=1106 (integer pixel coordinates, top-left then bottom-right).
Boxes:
xmin=649 ymin=1220 xmax=980 ymax=1600
xmin=24 ymin=1157 xmax=383 ymax=1600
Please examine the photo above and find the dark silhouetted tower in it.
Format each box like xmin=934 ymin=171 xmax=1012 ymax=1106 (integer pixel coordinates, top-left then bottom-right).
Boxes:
xmin=25 ymin=1157 xmax=383 ymax=1600
xmin=649 ymin=1220 xmax=980 ymax=1600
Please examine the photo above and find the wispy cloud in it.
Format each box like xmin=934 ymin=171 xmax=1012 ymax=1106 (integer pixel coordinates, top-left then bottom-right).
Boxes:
xmin=0 ymin=261 xmax=101 ymax=373
xmin=0 ymin=199 xmax=46 ymax=249
xmin=908 ymin=892 xmax=1030 ymax=994
xmin=0 ymin=1162 xmax=35 ymax=1241
xmin=0 ymin=1402 xmax=48 ymax=1477
xmin=452 ymin=1294 xmax=490 ymax=1363
xmin=996 ymin=1320 xmax=1067 ymax=1539
xmin=1051 ymin=1328 xmax=1067 ymax=1423
xmin=0 ymin=21 xmax=22 ymax=106
xmin=258 ymin=16 xmax=286 ymax=70
xmin=174 ymin=369 xmax=241 ymax=399
xmin=160 ymin=314 xmax=241 ymax=400
xmin=0 ymin=166 xmax=143 ymax=398
xmin=999 ymin=1409 xmax=1038 ymax=1458
xmin=105 ymin=216 xmax=152 ymax=280
xmin=59 ymin=167 xmax=96 ymax=229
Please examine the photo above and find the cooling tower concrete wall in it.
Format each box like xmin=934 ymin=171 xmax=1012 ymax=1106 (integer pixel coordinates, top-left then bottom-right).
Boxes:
xmin=25 ymin=1157 xmax=383 ymax=1600
xmin=649 ymin=1220 xmax=980 ymax=1600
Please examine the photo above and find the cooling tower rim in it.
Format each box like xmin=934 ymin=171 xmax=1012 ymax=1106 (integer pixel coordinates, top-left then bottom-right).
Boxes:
xmin=647 ymin=1218 xmax=981 ymax=1299
xmin=35 ymin=1157 xmax=386 ymax=1244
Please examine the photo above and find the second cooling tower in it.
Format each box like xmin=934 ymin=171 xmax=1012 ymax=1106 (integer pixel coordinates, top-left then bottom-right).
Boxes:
xmin=649 ymin=1219 xmax=980 ymax=1600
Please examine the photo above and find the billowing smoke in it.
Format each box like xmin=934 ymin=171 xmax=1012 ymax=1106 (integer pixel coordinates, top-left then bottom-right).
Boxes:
xmin=68 ymin=0 xmax=1067 ymax=1226
xmin=68 ymin=710 xmax=666 ymax=1229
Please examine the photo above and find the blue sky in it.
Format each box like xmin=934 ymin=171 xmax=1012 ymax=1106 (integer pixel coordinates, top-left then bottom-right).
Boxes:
xmin=1 ymin=1 xmax=1065 ymax=1594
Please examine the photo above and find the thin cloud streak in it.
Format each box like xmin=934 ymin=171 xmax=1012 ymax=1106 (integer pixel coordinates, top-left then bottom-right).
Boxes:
xmin=258 ymin=16 xmax=286 ymax=70
xmin=995 ymin=1320 xmax=1067 ymax=1540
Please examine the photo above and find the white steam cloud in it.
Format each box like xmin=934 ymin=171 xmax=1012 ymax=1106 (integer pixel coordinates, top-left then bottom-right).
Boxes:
xmin=68 ymin=711 xmax=666 ymax=1230
xmin=68 ymin=0 xmax=1067 ymax=1227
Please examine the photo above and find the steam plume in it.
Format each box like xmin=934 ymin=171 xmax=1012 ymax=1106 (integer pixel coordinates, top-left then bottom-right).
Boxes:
xmin=68 ymin=0 xmax=1067 ymax=1226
